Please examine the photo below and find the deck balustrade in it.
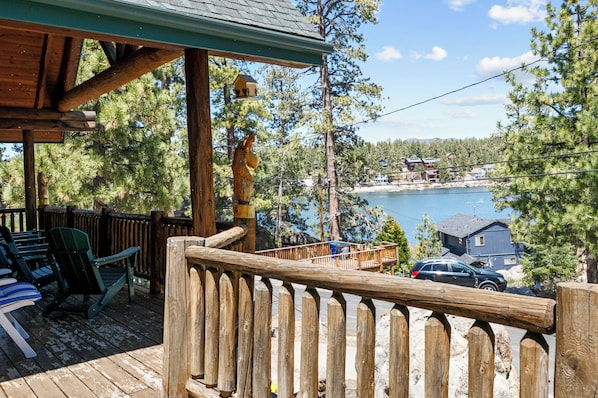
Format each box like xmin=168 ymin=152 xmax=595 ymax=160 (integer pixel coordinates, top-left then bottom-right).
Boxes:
xmin=163 ymin=230 xmax=598 ymax=398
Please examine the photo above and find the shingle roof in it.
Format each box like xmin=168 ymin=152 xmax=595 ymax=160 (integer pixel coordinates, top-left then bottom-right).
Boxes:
xmin=123 ymin=0 xmax=321 ymax=40
xmin=437 ymin=213 xmax=509 ymax=238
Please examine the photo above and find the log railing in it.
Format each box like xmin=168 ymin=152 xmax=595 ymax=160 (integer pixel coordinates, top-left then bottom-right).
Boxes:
xmin=164 ymin=235 xmax=598 ymax=398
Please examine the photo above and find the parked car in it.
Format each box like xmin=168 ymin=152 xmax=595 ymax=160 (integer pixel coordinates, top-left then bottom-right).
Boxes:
xmin=409 ymin=257 xmax=507 ymax=291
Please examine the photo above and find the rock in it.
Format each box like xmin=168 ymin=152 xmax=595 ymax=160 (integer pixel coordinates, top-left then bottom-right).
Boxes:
xmin=374 ymin=308 xmax=519 ymax=397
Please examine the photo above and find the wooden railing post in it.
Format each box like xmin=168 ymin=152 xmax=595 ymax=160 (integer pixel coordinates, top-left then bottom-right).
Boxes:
xmin=300 ymin=287 xmax=320 ymax=398
xmin=555 ymin=283 xmax=598 ymax=398
xmin=425 ymin=312 xmax=451 ymax=398
xmin=234 ymin=205 xmax=255 ymax=253
xmin=468 ymin=320 xmax=495 ymax=397
xmin=520 ymin=331 xmax=549 ymax=398
xmin=37 ymin=205 xmax=47 ymax=231
xmin=150 ymin=210 xmax=167 ymax=293
xmin=163 ymin=236 xmax=204 ymax=398
xmin=66 ymin=205 xmax=75 ymax=228
xmin=278 ymin=282 xmax=295 ymax=398
xmin=389 ymin=305 xmax=409 ymax=397
xmin=98 ymin=207 xmax=111 ymax=257
xmin=253 ymin=277 xmax=272 ymax=397
xmin=356 ymin=299 xmax=375 ymax=397
xmin=327 ymin=292 xmax=346 ymax=397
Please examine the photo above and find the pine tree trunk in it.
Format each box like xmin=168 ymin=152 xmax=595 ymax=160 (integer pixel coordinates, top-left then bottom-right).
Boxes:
xmin=321 ymin=56 xmax=340 ymax=241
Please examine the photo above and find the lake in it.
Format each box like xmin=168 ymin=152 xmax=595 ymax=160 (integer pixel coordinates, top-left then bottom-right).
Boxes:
xmin=358 ymin=186 xmax=511 ymax=245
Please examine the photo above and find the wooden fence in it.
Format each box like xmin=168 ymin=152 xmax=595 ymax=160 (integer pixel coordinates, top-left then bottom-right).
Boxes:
xmin=0 ymin=206 xmax=230 ymax=293
xmin=164 ymin=233 xmax=598 ymax=398
xmin=257 ymin=241 xmax=398 ymax=271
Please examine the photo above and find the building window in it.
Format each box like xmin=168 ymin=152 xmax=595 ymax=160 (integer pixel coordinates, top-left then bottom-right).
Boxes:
xmin=475 ymin=235 xmax=485 ymax=246
xmin=505 ymin=256 xmax=517 ymax=266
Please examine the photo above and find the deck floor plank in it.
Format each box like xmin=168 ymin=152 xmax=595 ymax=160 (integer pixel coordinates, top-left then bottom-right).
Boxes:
xmin=0 ymin=284 xmax=165 ymax=397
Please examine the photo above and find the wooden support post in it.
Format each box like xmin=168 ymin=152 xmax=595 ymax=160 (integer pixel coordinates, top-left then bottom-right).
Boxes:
xmin=163 ymin=236 xmax=203 ymax=398
xmin=150 ymin=210 xmax=167 ymax=293
xmin=23 ymin=130 xmax=37 ymax=231
xmin=185 ymin=48 xmax=216 ymax=238
xmin=555 ymin=283 xmax=598 ymax=398
xmin=234 ymin=204 xmax=255 ymax=253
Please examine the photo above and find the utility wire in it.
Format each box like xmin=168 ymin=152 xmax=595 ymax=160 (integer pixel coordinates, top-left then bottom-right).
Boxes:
xmin=350 ymin=57 xmax=545 ymax=126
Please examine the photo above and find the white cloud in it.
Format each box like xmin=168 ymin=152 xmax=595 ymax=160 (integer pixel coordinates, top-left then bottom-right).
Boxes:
xmin=476 ymin=51 xmax=537 ymax=77
xmin=440 ymin=93 xmax=507 ymax=106
xmin=412 ymin=46 xmax=448 ymax=61
xmin=488 ymin=0 xmax=547 ymax=24
xmin=375 ymin=46 xmax=402 ymax=61
xmin=445 ymin=0 xmax=477 ymax=12
xmin=449 ymin=109 xmax=477 ymax=119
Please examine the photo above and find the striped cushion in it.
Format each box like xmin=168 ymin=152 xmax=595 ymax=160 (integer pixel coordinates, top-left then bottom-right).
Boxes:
xmin=0 ymin=282 xmax=41 ymax=306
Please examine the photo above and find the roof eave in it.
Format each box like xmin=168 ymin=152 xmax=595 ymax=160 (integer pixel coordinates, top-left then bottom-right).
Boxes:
xmin=2 ymin=0 xmax=333 ymax=67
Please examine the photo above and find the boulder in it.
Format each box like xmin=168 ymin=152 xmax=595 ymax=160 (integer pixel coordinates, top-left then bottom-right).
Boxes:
xmin=374 ymin=308 xmax=519 ymax=397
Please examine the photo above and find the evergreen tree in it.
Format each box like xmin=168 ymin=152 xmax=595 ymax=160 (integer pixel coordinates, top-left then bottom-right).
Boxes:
xmin=491 ymin=1 xmax=598 ymax=283
xmin=414 ymin=212 xmax=442 ymax=259
xmin=297 ymin=0 xmax=383 ymax=240
xmin=255 ymin=65 xmax=312 ymax=246
xmin=374 ymin=215 xmax=410 ymax=271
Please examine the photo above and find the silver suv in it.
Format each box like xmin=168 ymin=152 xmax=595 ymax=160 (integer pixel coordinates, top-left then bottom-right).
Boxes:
xmin=409 ymin=257 xmax=507 ymax=291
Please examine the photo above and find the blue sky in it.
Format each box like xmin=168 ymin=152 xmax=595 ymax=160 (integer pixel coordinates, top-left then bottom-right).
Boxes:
xmin=355 ymin=0 xmax=550 ymax=142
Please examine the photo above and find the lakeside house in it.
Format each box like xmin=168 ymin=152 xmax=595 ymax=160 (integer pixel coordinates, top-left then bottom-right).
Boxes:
xmin=437 ymin=213 xmax=524 ymax=269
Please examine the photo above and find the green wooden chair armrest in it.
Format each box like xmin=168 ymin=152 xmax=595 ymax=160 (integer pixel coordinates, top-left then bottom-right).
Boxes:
xmin=94 ymin=246 xmax=140 ymax=267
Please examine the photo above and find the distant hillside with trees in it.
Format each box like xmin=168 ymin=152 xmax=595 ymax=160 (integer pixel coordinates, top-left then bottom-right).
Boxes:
xmin=353 ymin=136 xmax=504 ymax=185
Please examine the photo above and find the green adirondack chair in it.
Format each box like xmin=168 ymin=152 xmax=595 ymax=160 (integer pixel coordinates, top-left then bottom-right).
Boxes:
xmin=45 ymin=227 xmax=140 ymax=319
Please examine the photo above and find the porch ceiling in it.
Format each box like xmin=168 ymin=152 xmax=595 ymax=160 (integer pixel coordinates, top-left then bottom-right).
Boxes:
xmin=0 ymin=0 xmax=331 ymax=143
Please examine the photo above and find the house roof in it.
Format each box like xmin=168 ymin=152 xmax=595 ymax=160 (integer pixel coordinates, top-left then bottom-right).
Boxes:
xmin=437 ymin=213 xmax=510 ymax=239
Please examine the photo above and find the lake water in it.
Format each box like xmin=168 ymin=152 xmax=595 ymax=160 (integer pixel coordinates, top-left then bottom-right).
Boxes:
xmin=358 ymin=186 xmax=511 ymax=245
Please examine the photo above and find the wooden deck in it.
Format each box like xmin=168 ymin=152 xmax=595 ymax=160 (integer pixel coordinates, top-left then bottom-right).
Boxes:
xmin=0 ymin=283 xmax=164 ymax=397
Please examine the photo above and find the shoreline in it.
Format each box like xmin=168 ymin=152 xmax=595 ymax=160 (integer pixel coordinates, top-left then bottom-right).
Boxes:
xmin=351 ymin=180 xmax=494 ymax=194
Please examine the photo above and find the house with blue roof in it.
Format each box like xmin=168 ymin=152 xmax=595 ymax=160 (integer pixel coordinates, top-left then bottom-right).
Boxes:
xmin=436 ymin=213 xmax=524 ymax=270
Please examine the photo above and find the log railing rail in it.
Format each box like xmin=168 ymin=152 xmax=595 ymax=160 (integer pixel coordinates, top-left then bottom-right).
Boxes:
xmin=163 ymin=236 xmax=597 ymax=398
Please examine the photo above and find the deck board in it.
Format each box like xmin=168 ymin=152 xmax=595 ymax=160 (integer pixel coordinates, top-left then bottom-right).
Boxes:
xmin=0 ymin=283 xmax=164 ymax=397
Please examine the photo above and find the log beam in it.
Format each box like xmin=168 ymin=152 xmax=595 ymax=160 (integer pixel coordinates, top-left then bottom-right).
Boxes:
xmin=56 ymin=47 xmax=181 ymax=112
xmin=0 ymin=108 xmax=96 ymax=131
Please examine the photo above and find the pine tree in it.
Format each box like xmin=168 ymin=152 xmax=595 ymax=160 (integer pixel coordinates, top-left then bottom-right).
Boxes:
xmin=374 ymin=215 xmax=410 ymax=271
xmin=297 ymin=0 xmax=383 ymax=240
xmin=491 ymin=1 xmax=598 ymax=283
xmin=414 ymin=212 xmax=442 ymax=259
